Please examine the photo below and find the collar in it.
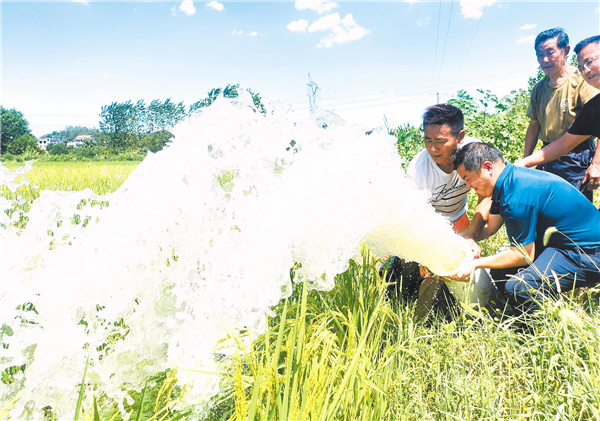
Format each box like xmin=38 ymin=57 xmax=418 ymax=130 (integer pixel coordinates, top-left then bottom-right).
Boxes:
xmin=492 ymin=162 xmax=512 ymax=204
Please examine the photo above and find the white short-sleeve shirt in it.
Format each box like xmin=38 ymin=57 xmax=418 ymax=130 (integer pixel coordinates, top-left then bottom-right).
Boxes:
xmin=406 ymin=137 xmax=478 ymax=222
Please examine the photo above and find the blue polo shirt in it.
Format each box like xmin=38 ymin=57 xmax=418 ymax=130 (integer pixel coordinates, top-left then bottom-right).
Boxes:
xmin=492 ymin=163 xmax=600 ymax=252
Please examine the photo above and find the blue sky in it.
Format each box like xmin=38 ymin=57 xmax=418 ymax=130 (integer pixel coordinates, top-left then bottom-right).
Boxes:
xmin=2 ymin=0 xmax=599 ymax=136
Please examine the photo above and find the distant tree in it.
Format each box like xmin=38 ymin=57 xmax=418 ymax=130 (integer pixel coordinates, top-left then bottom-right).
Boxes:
xmin=41 ymin=125 xmax=100 ymax=141
xmin=189 ymin=84 xmax=266 ymax=114
xmin=99 ymin=99 xmax=186 ymax=154
xmin=145 ymin=99 xmax=186 ymax=133
xmin=1 ymin=107 xmax=31 ymax=154
xmin=140 ymin=130 xmax=175 ymax=154
xmin=47 ymin=141 xmax=70 ymax=155
xmin=98 ymin=101 xmax=141 ymax=151
xmin=6 ymin=133 xmax=41 ymax=155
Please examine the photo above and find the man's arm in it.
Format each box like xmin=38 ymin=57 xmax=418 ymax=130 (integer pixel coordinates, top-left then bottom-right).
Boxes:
xmin=524 ymin=120 xmax=541 ymax=157
xmin=472 ymin=214 xmax=504 ymax=242
xmin=583 ymin=141 xmax=600 ymax=190
xmin=456 ymin=241 xmax=535 ymax=280
xmin=515 ymin=132 xmax=589 ymax=168
xmin=459 ymin=196 xmax=503 ymax=242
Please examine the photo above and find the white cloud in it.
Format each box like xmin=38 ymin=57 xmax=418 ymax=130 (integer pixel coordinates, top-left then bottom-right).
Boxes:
xmin=516 ymin=34 xmax=535 ymax=44
xmin=295 ymin=1 xmax=339 ymax=15
xmin=72 ymin=0 xmax=89 ymax=5
xmin=460 ymin=0 xmax=497 ymax=19
xmin=405 ymin=0 xmax=420 ymax=3
xmin=416 ymin=16 xmax=430 ymax=26
xmin=179 ymin=0 xmax=196 ymax=16
xmin=228 ymin=30 xmax=260 ymax=37
xmin=315 ymin=13 xmax=370 ymax=48
xmin=519 ymin=23 xmax=537 ymax=30
xmin=287 ymin=19 xmax=309 ymax=32
xmin=207 ymin=1 xmax=224 ymax=12
xmin=309 ymin=13 xmax=341 ymax=32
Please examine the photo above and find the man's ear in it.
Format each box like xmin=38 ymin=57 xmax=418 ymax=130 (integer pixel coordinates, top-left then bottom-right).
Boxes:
xmin=482 ymin=161 xmax=494 ymax=174
xmin=564 ymin=45 xmax=571 ymax=57
xmin=457 ymin=130 xmax=466 ymax=143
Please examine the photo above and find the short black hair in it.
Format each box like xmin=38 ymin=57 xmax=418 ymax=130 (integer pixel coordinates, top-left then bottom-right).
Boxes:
xmin=453 ymin=142 xmax=504 ymax=172
xmin=534 ymin=27 xmax=569 ymax=51
xmin=575 ymin=35 xmax=600 ymax=55
xmin=422 ymin=103 xmax=464 ymax=137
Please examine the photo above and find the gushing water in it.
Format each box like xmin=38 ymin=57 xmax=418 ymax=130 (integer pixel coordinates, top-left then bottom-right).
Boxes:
xmin=1 ymin=91 xmax=467 ymax=418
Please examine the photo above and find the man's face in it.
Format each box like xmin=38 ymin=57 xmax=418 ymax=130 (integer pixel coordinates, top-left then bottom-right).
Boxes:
xmin=456 ymin=163 xmax=494 ymax=197
xmin=423 ymin=124 xmax=463 ymax=171
xmin=536 ymin=37 xmax=568 ymax=76
xmin=577 ymin=42 xmax=600 ymax=90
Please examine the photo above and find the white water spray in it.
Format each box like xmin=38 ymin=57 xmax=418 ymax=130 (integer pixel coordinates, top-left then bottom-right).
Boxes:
xmin=1 ymin=91 xmax=467 ymax=418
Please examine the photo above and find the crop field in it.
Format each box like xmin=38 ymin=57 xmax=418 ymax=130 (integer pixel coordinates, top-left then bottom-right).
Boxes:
xmin=2 ymin=159 xmax=600 ymax=420
xmin=2 ymin=161 xmax=139 ymax=198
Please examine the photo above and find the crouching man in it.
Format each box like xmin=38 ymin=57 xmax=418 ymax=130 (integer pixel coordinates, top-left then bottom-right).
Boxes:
xmin=454 ymin=142 xmax=600 ymax=313
xmin=382 ymin=103 xmax=488 ymax=316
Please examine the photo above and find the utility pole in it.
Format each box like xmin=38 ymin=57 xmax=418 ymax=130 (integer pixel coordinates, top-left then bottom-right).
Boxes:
xmin=307 ymin=73 xmax=321 ymax=114
xmin=430 ymin=91 xmax=448 ymax=104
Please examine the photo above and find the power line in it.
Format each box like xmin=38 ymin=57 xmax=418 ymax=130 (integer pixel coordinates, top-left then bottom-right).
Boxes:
xmin=431 ymin=0 xmax=443 ymax=90
xmin=288 ymin=69 xmax=533 ymax=111
xmin=452 ymin=3 xmax=488 ymax=84
xmin=435 ymin=0 xmax=455 ymax=88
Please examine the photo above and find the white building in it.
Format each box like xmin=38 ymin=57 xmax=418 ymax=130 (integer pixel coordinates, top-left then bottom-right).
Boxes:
xmin=37 ymin=137 xmax=61 ymax=151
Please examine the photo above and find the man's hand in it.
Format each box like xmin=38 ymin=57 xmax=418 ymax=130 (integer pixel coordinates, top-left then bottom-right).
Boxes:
xmin=454 ymin=257 xmax=474 ymax=282
xmin=513 ymin=158 xmax=527 ymax=167
xmin=465 ymin=238 xmax=481 ymax=259
xmin=584 ymin=163 xmax=600 ymax=190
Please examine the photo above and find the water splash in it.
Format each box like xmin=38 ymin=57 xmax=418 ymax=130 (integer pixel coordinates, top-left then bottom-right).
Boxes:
xmin=1 ymin=91 xmax=467 ymax=418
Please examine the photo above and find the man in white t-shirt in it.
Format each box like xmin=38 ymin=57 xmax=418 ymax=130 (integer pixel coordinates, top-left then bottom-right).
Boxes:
xmin=407 ymin=103 xmax=478 ymax=233
xmin=385 ymin=103 xmax=487 ymax=318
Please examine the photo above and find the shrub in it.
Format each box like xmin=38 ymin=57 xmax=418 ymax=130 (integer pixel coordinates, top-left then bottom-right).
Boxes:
xmin=391 ymin=124 xmax=423 ymax=167
xmin=6 ymin=133 xmax=41 ymax=156
xmin=46 ymin=141 xmax=70 ymax=155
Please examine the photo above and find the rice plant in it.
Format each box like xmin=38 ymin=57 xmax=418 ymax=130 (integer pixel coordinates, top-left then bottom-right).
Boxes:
xmin=207 ymin=251 xmax=600 ymax=420
xmin=1 ymin=161 xmax=139 ymax=230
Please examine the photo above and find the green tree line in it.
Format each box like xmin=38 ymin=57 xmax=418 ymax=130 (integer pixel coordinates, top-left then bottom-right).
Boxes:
xmin=0 ymin=84 xmax=266 ymax=161
xmin=2 ymin=76 xmax=540 ymax=162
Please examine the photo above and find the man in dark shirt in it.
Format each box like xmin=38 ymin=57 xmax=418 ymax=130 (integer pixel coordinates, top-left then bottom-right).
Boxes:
xmin=517 ymin=35 xmax=600 ymax=192
xmin=454 ymin=142 xmax=600 ymax=313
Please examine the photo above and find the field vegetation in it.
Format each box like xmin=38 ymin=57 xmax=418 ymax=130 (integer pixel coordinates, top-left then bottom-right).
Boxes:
xmin=2 ymin=76 xmax=600 ymax=420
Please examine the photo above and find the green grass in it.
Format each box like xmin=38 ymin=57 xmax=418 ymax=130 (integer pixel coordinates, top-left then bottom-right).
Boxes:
xmin=206 ymin=252 xmax=600 ymax=420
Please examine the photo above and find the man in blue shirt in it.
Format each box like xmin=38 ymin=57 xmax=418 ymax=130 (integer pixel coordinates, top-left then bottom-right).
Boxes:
xmin=453 ymin=142 xmax=600 ymax=312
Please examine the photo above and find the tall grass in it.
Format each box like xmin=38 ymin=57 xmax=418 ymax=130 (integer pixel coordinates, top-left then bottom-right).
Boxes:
xmin=206 ymin=251 xmax=600 ymax=420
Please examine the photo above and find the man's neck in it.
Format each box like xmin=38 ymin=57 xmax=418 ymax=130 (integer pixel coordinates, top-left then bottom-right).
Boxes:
xmin=491 ymin=162 xmax=507 ymax=185
xmin=548 ymin=65 xmax=574 ymax=88
xmin=437 ymin=162 xmax=454 ymax=174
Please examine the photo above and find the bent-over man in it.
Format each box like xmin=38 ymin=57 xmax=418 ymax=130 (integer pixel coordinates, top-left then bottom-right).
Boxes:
xmin=455 ymin=142 xmax=600 ymax=313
